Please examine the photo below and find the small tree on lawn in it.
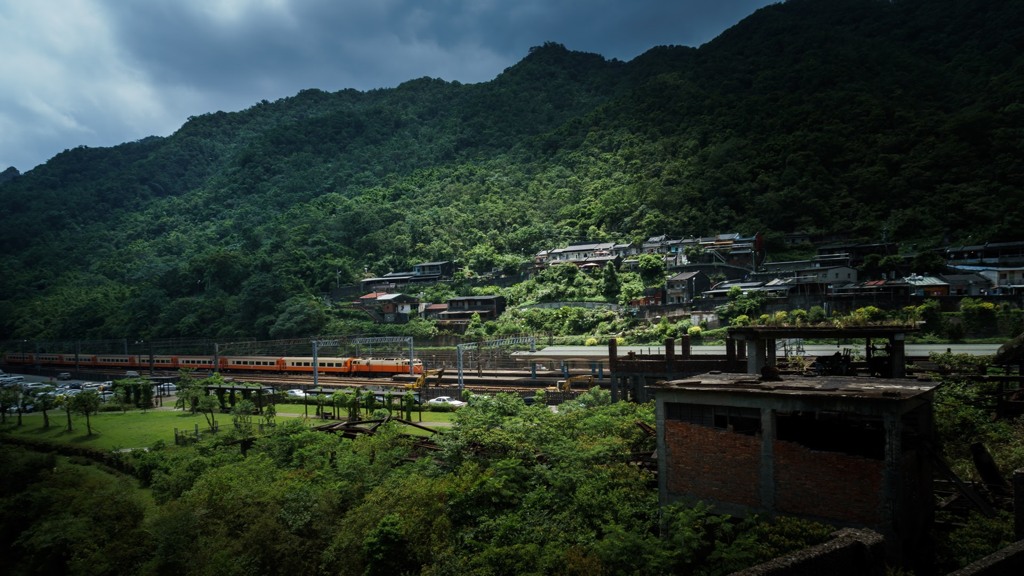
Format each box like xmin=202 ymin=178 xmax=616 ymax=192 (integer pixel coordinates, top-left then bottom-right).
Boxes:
xmin=36 ymin=392 xmax=56 ymax=428
xmin=0 ymin=388 xmax=19 ymax=425
xmin=175 ymin=368 xmax=202 ymax=413
xmin=58 ymin=394 xmax=73 ymax=432
xmin=71 ymin=390 xmax=102 ymax=436
xmin=197 ymin=393 xmax=220 ymax=432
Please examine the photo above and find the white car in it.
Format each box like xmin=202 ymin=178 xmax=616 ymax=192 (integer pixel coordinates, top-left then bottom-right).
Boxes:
xmin=284 ymin=389 xmax=308 ymax=399
xmin=426 ymin=396 xmax=467 ymax=408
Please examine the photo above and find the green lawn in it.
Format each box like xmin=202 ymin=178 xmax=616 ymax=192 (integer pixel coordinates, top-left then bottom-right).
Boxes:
xmin=0 ymin=404 xmax=458 ymax=451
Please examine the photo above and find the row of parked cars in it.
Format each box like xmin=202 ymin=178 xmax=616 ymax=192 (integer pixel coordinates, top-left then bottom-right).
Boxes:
xmin=282 ymin=388 xmax=469 ymax=408
xmin=1 ymin=371 xmax=26 ymax=388
xmin=1 ymin=375 xmax=121 ymax=412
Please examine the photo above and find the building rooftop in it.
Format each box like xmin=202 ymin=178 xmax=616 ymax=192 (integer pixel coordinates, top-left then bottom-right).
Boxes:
xmin=657 ymin=371 xmax=937 ymax=402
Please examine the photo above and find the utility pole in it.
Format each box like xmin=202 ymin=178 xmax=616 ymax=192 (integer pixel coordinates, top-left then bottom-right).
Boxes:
xmin=311 ymin=338 xmax=339 ymax=392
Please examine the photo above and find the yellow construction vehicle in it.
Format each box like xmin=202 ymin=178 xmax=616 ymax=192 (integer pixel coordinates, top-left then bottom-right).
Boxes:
xmin=405 ymin=368 xmax=445 ymax=390
xmin=546 ymin=374 xmax=594 ymax=392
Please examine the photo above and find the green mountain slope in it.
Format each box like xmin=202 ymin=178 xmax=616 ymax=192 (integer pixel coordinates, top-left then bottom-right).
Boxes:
xmin=1 ymin=0 xmax=1022 ymax=341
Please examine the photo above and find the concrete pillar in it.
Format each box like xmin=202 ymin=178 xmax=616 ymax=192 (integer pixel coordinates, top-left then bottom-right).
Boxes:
xmin=608 ymin=338 xmax=618 ymax=373
xmin=882 ymin=411 xmax=901 ymax=541
xmin=680 ymin=335 xmax=691 ymax=359
xmin=760 ymin=408 xmax=776 ymax=511
xmin=766 ymin=339 xmax=777 ymax=366
xmin=726 ymin=337 xmax=736 ymax=370
xmin=891 ymin=335 xmax=906 ymax=378
xmin=1015 ymin=469 xmax=1024 ymax=539
xmin=666 ymin=338 xmax=675 ymax=374
xmin=747 ymin=339 xmax=766 ymax=374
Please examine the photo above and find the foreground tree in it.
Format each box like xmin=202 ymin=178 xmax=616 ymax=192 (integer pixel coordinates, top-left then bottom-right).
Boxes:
xmin=0 ymin=388 xmax=18 ymax=424
xmin=35 ymin=392 xmax=56 ymax=428
xmin=69 ymin=390 xmax=101 ymax=436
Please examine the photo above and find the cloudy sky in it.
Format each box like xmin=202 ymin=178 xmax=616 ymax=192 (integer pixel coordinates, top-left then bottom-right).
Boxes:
xmin=0 ymin=0 xmax=776 ymax=173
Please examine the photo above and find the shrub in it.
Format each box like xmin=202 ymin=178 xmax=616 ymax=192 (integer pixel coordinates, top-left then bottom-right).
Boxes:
xmin=808 ymin=305 xmax=827 ymax=324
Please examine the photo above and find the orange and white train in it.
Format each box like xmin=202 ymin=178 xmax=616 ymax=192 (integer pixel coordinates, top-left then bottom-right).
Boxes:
xmin=2 ymin=352 xmax=423 ymax=377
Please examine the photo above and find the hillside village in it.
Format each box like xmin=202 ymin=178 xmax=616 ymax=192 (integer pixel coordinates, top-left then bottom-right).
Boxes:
xmin=351 ymin=235 xmax=1024 ymax=331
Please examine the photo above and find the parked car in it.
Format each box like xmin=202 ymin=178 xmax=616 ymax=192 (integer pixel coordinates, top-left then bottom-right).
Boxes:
xmin=284 ymin=389 xmax=308 ymax=399
xmin=426 ymin=396 xmax=467 ymax=408
xmin=0 ymin=375 xmax=25 ymax=387
xmin=153 ymin=383 xmax=177 ymax=396
xmin=57 ymin=372 xmax=71 ymax=380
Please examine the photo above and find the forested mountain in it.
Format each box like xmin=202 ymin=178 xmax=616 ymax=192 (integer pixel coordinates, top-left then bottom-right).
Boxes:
xmin=1 ymin=0 xmax=1022 ymax=341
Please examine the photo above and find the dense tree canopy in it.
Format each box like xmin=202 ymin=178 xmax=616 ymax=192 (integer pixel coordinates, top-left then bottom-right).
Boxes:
xmin=0 ymin=393 xmax=843 ymax=575
xmin=1 ymin=0 xmax=1022 ymax=341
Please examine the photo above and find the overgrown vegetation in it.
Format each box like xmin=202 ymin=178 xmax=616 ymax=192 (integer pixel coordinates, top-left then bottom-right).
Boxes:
xmin=1 ymin=394 xmax=837 ymax=575
xmin=4 ymin=348 xmax=1024 ymax=573
xmin=928 ymin=352 xmax=1024 ymax=571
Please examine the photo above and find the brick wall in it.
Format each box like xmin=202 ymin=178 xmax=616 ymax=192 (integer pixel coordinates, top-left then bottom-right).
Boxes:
xmin=664 ymin=420 xmax=761 ymax=507
xmin=773 ymin=439 xmax=885 ymax=525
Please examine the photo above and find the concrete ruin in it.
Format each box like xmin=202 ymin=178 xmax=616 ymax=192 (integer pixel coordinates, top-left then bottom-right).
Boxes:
xmin=655 ymin=371 xmax=938 ymax=570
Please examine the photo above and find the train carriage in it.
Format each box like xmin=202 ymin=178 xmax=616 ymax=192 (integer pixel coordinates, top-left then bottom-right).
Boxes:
xmin=95 ymin=355 xmax=143 ymax=370
xmin=223 ymin=356 xmax=286 ymax=372
xmin=59 ymin=354 xmax=97 ymax=366
xmin=280 ymin=356 xmax=353 ymax=375
xmin=35 ymin=353 xmax=64 ymax=366
xmin=128 ymin=355 xmax=178 ymax=371
xmin=3 ymin=350 xmax=422 ymax=377
xmin=175 ymin=355 xmax=219 ymax=371
xmin=3 ymin=352 xmax=34 ymax=365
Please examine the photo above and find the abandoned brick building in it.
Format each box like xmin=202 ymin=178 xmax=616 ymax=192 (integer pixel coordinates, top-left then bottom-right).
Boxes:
xmin=654 ymin=372 xmax=938 ymax=569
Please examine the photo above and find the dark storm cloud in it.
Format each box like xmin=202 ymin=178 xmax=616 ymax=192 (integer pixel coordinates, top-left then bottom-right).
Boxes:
xmin=108 ymin=0 xmax=776 ymax=94
xmin=0 ymin=0 xmax=776 ymax=172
